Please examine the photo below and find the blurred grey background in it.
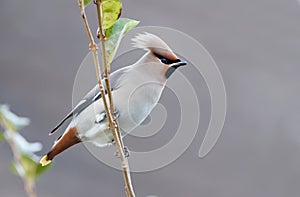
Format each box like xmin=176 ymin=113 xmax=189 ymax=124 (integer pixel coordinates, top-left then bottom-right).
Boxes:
xmin=1 ymin=0 xmax=300 ymax=196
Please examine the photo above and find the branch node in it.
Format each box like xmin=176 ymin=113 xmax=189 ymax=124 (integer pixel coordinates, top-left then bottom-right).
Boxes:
xmin=77 ymin=0 xmax=136 ymax=196
xmin=89 ymin=43 xmax=98 ymax=51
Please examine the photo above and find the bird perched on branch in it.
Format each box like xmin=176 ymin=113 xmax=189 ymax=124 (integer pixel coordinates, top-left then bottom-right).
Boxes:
xmin=40 ymin=33 xmax=187 ymax=166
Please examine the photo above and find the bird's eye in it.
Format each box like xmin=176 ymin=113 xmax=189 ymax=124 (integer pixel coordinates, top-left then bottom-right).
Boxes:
xmin=160 ymin=58 xmax=168 ymax=64
xmin=153 ymin=52 xmax=170 ymax=64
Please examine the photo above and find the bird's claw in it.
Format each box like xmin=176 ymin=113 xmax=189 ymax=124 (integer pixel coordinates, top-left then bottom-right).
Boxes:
xmin=95 ymin=109 xmax=119 ymax=124
xmin=95 ymin=112 xmax=106 ymax=124
xmin=123 ymin=146 xmax=130 ymax=157
xmin=114 ymin=146 xmax=130 ymax=158
xmin=112 ymin=109 xmax=120 ymax=121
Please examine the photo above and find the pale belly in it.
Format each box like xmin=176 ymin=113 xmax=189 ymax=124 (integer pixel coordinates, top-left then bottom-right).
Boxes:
xmin=75 ymin=82 xmax=164 ymax=147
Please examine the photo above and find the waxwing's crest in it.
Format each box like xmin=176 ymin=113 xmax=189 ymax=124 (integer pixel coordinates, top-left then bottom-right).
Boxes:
xmin=132 ymin=32 xmax=173 ymax=54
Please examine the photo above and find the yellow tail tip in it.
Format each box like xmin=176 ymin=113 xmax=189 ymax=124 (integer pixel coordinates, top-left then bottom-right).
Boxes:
xmin=40 ymin=155 xmax=52 ymax=166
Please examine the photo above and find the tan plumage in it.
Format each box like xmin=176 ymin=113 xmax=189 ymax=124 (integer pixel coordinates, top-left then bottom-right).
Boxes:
xmin=40 ymin=33 xmax=187 ymax=166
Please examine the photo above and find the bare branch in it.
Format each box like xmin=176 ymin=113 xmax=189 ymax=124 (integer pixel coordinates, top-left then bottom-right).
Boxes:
xmin=4 ymin=130 xmax=37 ymax=197
xmin=94 ymin=0 xmax=135 ymax=196
xmin=78 ymin=0 xmax=135 ymax=196
xmin=77 ymin=0 xmax=112 ymax=126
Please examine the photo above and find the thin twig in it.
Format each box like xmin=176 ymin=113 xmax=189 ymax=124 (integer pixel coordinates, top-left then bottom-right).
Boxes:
xmin=94 ymin=0 xmax=135 ymax=196
xmin=0 ymin=114 xmax=36 ymax=197
xmin=78 ymin=0 xmax=135 ymax=196
xmin=77 ymin=0 xmax=112 ymax=126
xmin=0 ymin=118 xmax=37 ymax=197
xmin=5 ymin=132 xmax=37 ymax=197
xmin=24 ymin=179 xmax=37 ymax=197
xmin=94 ymin=0 xmax=125 ymax=151
xmin=94 ymin=0 xmax=125 ymax=150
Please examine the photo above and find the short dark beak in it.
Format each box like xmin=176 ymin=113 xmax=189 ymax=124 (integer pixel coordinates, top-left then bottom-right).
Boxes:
xmin=171 ymin=60 xmax=187 ymax=68
xmin=165 ymin=60 xmax=187 ymax=78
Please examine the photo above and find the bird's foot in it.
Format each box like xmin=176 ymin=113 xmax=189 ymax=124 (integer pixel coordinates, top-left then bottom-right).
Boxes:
xmin=112 ymin=108 xmax=120 ymax=121
xmin=95 ymin=112 xmax=106 ymax=124
xmin=123 ymin=146 xmax=130 ymax=157
xmin=95 ymin=109 xmax=119 ymax=124
xmin=114 ymin=146 xmax=130 ymax=158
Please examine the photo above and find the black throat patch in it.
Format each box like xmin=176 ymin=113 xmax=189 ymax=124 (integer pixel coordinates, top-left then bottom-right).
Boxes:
xmin=165 ymin=66 xmax=177 ymax=78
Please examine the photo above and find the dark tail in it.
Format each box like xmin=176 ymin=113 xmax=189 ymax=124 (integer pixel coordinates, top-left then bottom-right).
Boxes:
xmin=40 ymin=127 xmax=81 ymax=166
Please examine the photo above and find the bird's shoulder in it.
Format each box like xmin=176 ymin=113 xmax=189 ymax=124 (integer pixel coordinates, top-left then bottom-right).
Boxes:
xmin=49 ymin=66 xmax=131 ymax=134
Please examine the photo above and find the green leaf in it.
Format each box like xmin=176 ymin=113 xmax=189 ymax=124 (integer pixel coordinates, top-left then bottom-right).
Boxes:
xmin=20 ymin=154 xmax=37 ymax=181
xmin=10 ymin=154 xmax=51 ymax=181
xmin=102 ymin=0 xmax=122 ymax=30
xmin=19 ymin=154 xmax=51 ymax=181
xmin=82 ymin=0 xmax=122 ymax=30
xmin=105 ymin=18 xmax=139 ymax=67
xmin=0 ymin=132 xmax=3 ymax=142
xmin=35 ymin=160 xmax=52 ymax=178
xmin=83 ymin=0 xmax=92 ymax=7
xmin=0 ymin=105 xmax=30 ymax=131
xmin=10 ymin=161 xmax=24 ymax=177
xmin=10 ymin=162 xmax=18 ymax=175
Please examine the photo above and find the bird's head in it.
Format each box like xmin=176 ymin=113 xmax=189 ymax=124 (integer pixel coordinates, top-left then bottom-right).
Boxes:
xmin=132 ymin=33 xmax=187 ymax=80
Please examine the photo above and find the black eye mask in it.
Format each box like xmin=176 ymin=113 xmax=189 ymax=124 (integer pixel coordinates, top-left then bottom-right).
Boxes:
xmin=153 ymin=52 xmax=181 ymax=65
